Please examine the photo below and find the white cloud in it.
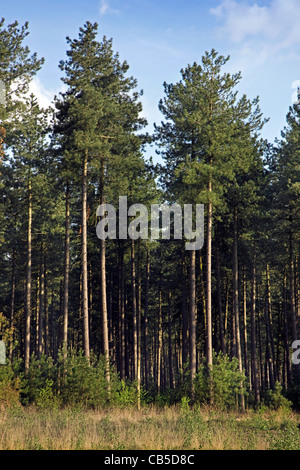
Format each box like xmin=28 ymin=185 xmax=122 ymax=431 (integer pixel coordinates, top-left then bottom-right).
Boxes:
xmin=99 ymin=0 xmax=120 ymax=17
xmin=28 ymin=77 xmax=66 ymax=110
xmin=100 ymin=0 xmax=109 ymax=16
xmin=210 ymin=0 xmax=300 ymax=60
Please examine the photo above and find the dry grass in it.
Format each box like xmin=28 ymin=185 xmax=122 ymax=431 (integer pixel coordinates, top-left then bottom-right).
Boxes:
xmin=0 ymin=405 xmax=299 ymax=450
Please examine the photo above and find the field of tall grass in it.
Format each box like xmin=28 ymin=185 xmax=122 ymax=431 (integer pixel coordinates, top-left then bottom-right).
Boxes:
xmin=1 ymin=404 xmax=300 ymax=450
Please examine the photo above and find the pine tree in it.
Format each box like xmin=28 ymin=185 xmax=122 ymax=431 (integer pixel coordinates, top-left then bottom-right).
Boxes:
xmin=156 ymin=50 xmax=265 ymax=394
xmin=7 ymin=94 xmax=50 ymax=372
xmin=56 ymin=22 xmax=147 ymax=375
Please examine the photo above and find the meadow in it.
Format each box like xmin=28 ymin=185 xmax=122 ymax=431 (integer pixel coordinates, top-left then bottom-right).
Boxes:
xmin=1 ymin=404 xmax=300 ymax=451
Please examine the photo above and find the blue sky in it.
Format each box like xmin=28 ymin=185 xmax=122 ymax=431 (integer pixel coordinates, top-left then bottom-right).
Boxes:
xmin=2 ymin=0 xmax=300 ymax=161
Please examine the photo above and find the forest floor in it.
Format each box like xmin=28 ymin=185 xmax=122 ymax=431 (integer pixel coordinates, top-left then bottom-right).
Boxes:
xmin=0 ymin=405 xmax=300 ymax=450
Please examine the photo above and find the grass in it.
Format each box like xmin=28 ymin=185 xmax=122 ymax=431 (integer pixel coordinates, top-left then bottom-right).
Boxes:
xmin=0 ymin=405 xmax=300 ymax=450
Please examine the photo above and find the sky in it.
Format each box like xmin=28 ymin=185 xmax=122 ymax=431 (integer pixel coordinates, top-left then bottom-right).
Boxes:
xmin=2 ymin=0 xmax=300 ymax=162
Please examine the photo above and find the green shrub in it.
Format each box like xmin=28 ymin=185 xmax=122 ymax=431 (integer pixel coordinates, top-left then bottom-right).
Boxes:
xmin=36 ymin=379 xmax=62 ymax=410
xmin=264 ymin=382 xmax=292 ymax=411
xmin=58 ymin=351 xmax=111 ymax=408
xmin=0 ymin=364 xmax=21 ymax=407
xmin=21 ymin=354 xmax=57 ymax=405
xmin=112 ymin=379 xmax=145 ymax=408
xmin=194 ymin=352 xmax=247 ymax=410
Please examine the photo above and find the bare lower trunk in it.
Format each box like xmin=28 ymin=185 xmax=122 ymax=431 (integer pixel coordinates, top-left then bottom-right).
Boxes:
xmin=157 ymin=284 xmax=162 ymax=394
xmin=168 ymin=291 xmax=174 ymax=389
xmin=25 ymin=176 xmax=32 ymax=375
xmin=63 ymin=181 xmax=70 ymax=359
xmin=99 ymin=158 xmax=110 ymax=382
xmin=131 ymin=239 xmax=138 ymax=380
xmin=233 ymin=207 xmax=245 ymax=412
xmin=181 ymin=249 xmax=188 ymax=370
xmin=251 ymin=245 xmax=260 ymax=404
xmin=37 ymin=242 xmax=45 ymax=360
xmin=118 ymin=243 xmax=126 ymax=380
xmin=189 ymin=249 xmax=196 ymax=396
xmin=101 ymin=238 xmax=110 ymax=382
xmin=216 ymin=244 xmax=225 ymax=354
xmin=143 ymin=248 xmax=150 ymax=389
xmin=9 ymin=249 xmax=16 ymax=362
xmin=206 ymin=198 xmax=213 ymax=368
xmin=82 ymin=151 xmax=90 ymax=362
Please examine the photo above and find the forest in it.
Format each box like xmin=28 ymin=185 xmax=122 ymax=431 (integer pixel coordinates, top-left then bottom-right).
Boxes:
xmin=0 ymin=17 xmax=300 ymax=418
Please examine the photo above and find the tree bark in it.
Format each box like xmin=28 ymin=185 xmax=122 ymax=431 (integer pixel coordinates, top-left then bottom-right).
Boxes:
xmin=37 ymin=242 xmax=45 ymax=360
xmin=181 ymin=249 xmax=188 ymax=370
xmin=100 ymin=237 xmax=110 ymax=381
xmin=242 ymin=266 xmax=249 ymax=378
xmin=9 ymin=248 xmax=16 ymax=362
xmin=233 ymin=207 xmax=245 ymax=412
xmin=206 ymin=196 xmax=213 ymax=369
xmin=283 ymin=273 xmax=292 ymax=388
xmin=63 ymin=181 xmax=70 ymax=359
xmin=157 ymin=283 xmax=162 ymax=394
xmin=265 ymin=263 xmax=276 ymax=387
xmin=143 ymin=248 xmax=150 ymax=389
xmin=131 ymin=239 xmax=138 ymax=381
xmin=250 ymin=245 xmax=260 ymax=403
xmin=137 ymin=239 xmax=142 ymax=409
xmin=25 ymin=175 xmax=32 ymax=375
xmin=118 ymin=243 xmax=126 ymax=380
xmin=289 ymin=230 xmax=298 ymax=342
xmin=216 ymin=244 xmax=225 ymax=354
xmin=82 ymin=151 xmax=90 ymax=362
xmin=168 ymin=291 xmax=174 ymax=389
xmin=189 ymin=249 xmax=196 ymax=396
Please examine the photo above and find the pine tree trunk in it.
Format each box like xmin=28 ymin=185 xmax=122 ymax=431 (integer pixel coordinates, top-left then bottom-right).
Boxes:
xmin=63 ymin=181 xmax=70 ymax=358
xmin=131 ymin=239 xmax=138 ymax=381
xmin=181 ymin=249 xmax=188 ymax=370
xmin=216 ymin=244 xmax=225 ymax=354
xmin=157 ymin=284 xmax=162 ymax=394
xmin=265 ymin=263 xmax=276 ymax=386
xmin=143 ymin=248 xmax=150 ymax=389
xmin=289 ymin=229 xmax=300 ymax=387
xmin=243 ymin=266 xmax=249 ymax=378
xmin=206 ymin=196 xmax=213 ymax=369
xmin=82 ymin=151 xmax=90 ymax=362
xmin=100 ymin=237 xmax=110 ymax=382
xmin=289 ymin=230 xmax=298 ymax=342
xmin=283 ymin=273 xmax=292 ymax=388
xmin=118 ymin=243 xmax=126 ymax=380
xmin=25 ymin=175 xmax=32 ymax=375
xmin=168 ymin=291 xmax=174 ymax=389
xmin=189 ymin=249 xmax=196 ymax=397
xmin=251 ymin=244 xmax=260 ymax=404
xmin=137 ymin=239 xmax=142 ymax=409
xmin=99 ymin=158 xmax=110 ymax=382
xmin=37 ymin=242 xmax=44 ymax=360
xmin=233 ymin=207 xmax=245 ymax=412
xmin=9 ymin=248 xmax=16 ymax=362
xmin=44 ymin=257 xmax=49 ymax=357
